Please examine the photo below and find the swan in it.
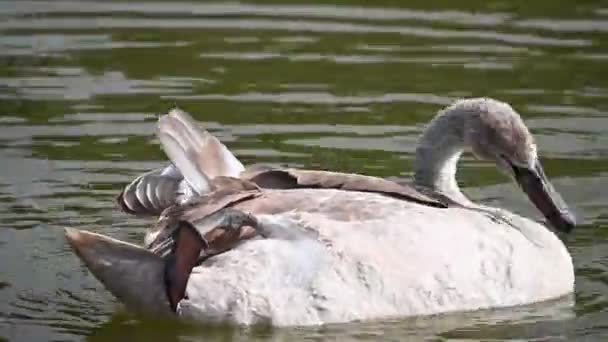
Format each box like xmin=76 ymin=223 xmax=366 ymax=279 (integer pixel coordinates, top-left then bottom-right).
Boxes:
xmin=65 ymin=97 xmax=576 ymax=326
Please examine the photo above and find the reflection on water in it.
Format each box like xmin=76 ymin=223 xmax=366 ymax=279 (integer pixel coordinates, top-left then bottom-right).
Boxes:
xmin=0 ymin=34 xmax=190 ymax=57
xmin=1 ymin=70 xmax=195 ymax=100
xmin=0 ymin=0 xmax=607 ymax=340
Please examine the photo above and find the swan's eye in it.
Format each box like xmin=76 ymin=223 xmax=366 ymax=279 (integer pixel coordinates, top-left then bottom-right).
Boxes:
xmin=510 ymin=162 xmax=521 ymax=178
xmin=500 ymin=154 xmax=520 ymax=176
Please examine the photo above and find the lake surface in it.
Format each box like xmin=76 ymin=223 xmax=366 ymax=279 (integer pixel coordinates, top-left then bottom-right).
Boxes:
xmin=1 ymin=0 xmax=607 ymax=340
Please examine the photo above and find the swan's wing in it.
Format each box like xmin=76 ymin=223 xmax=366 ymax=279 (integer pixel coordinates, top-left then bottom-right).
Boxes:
xmin=116 ymin=107 xmax=446 ymax=218
xmin=115 ymin=164 xmax=185 ymax=216
xmin=116 ymin=108 xmax=247 ymax=216
xmin=145 ymin=187 xmax=261 ymax=252
xmin=158 ymin=108 xmax=244 ymax=194
xmin=243 ymin=168 xmax=447 ymax=208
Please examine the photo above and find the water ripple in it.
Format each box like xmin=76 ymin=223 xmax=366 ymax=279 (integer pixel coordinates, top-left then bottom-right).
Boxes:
xmin=199 ymin=51 xmax=515 ymax=68
xmin=515 ymin=18 xmax=608 ymax=33
xmin=0 ymin=18 xmax=590 ymax=47
xmin=166 ymin=92 xmax=453 ymax=105
xmin=0 ymin=34 xmax=189 ymax=57
xmin=0 ymin=71 xmax=193 ymax=100
xmin=11 ymin=1 xmax=512 ymax=26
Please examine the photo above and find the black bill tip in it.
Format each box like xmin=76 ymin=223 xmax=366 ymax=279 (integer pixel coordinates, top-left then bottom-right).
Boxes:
xmin=511 ymin=160 xmax=576 ymax=233
xmin=545 ymin=209 xmax=576 ymax=233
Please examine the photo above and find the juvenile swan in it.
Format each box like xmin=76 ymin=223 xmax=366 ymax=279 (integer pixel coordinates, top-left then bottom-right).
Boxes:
xmin=65 ymin=97 xmax=576 ymax=326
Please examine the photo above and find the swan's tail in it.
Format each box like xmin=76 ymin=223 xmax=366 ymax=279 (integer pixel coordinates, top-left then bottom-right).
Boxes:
xmin=116 ymin=108 xmax=245 ymax=216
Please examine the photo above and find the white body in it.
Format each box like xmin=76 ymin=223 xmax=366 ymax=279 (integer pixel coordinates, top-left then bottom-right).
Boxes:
xmin=68 ymin=101 xmax=576 ymax=327
xmin=177 ymin=189 xmax=574 ymax=326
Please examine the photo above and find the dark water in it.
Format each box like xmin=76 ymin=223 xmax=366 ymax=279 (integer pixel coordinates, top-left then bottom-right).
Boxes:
xmin=1 ymin=1 xmax=607 ymax=340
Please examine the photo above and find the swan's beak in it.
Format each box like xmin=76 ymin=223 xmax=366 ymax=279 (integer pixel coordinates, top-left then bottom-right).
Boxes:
xmin=512 ymin=161 xmax=576 ymax=233
xmin=64 ymin=228 xmax=172 ymax=315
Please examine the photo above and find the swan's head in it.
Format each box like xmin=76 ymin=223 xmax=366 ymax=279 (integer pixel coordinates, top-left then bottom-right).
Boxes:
xmin=457 ymin=98 xmax=575 ymax=233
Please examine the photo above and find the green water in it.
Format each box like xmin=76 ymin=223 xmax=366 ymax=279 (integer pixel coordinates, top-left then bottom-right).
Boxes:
xmin=0 ymin=1 xmax=607 ymax=340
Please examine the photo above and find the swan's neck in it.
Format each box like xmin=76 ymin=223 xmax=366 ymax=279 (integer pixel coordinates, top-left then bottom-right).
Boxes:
xmin=414 ymin=109 xmax=471 ymax=205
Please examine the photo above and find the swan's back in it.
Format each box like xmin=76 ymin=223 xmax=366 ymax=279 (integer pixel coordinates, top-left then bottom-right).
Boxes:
xmin=179 ymin=188 xmax=573 ymax=326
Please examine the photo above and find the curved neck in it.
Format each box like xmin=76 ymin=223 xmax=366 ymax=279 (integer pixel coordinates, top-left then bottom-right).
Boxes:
xmin=414 ymin=108 xmax=470 ymax=205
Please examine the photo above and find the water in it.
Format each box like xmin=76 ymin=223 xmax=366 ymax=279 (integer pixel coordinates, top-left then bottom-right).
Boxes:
xmin=0 ymin=0 xmax=607 ymax=340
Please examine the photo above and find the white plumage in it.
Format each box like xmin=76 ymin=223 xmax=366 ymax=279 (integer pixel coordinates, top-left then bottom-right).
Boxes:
xmin=66 ymin=97 xmax=576 ymax=326
xmin=176 ymin=189 xmax=573 ymax=325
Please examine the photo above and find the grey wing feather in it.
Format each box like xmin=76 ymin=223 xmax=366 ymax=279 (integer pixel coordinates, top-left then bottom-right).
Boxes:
xmin=156 ymin=108 xmax=245 ymax=196
xmin=116 ymin=164 xmax=188 ymax=216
